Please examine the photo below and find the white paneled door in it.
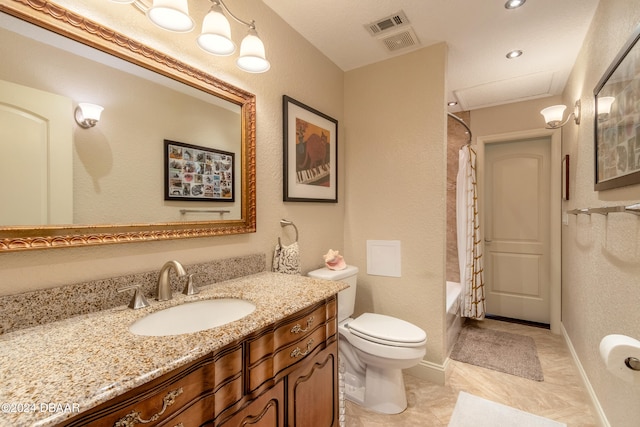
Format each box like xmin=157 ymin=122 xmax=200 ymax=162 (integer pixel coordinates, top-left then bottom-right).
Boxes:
xmin=484 ymin=137 xmax=551 ymax=324
xmin=0 ymin=79 xmax=73 ymax=225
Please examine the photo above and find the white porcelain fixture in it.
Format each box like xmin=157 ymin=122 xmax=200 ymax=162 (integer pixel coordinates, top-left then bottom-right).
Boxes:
xmin=129 ymin=298 xmax=255 ymax=336
xmin=308 ymin=265 xmax=427 ymax=414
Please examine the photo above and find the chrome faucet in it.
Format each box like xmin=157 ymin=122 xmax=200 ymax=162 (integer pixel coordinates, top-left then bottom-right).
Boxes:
xmin=157 ymin=260 xmax=187 ymax=301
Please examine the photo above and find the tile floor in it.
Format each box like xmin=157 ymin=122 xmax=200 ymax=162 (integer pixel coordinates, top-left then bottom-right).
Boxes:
xmin=345 ymin=319 xmax=598 ymax=426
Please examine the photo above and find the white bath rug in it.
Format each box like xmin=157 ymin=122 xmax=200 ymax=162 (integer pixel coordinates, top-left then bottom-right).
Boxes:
xmin=448 ymin=392 xmax=566 ymax=427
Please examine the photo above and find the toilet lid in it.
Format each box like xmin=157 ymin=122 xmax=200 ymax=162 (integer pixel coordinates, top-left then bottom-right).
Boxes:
xmin=347 ymin=313 xmax=427 ymax=347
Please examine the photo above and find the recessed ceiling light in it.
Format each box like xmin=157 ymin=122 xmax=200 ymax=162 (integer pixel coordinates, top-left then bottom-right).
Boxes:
xmin=505 ymin=0 xmax=526 ymax=9
xmin=506 ymin=49 xmax=523 ymax=59
xmin=448 ymin=101 xmax=458 ymax=107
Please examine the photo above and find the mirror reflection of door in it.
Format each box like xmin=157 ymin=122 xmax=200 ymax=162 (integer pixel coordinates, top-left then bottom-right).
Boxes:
xmin=0 ymin=79 xmax=73 ymax=225
xmin=484 ymin=137 xmax=551 ymax=324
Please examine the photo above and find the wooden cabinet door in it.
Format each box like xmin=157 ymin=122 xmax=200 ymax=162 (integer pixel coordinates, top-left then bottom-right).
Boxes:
xmin=218 ymin=381 xmax=285 ymax=427
xmin=286 ymin=341 xmax=338 ymax=427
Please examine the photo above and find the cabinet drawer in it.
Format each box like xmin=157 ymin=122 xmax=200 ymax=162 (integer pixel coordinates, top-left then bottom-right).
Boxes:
xmin=247 ymin=326 xmax=326 ymax=392
xmin=158 ymin=395 xmax=214 ymax=427
xmin=214 ymin=375 xmax=244 ymax=416
xmin=64 ymin=356 xmax=214 ymax=427
xmin=273 ymin=304 xmax=327 ymax=349
xmin=213 ymin=345 xmax=243 ymax=389
xmin=273 ymin=326 xmax=326 ymax=374
xmin=248 ymin=304 xmax=327 ymax=366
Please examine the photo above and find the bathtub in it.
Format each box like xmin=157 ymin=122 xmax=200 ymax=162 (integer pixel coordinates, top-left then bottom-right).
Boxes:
xmin=446 ymin=281 xmax=463 ymax=355
xmin=446 ymin=281 xmax=462 ymax=315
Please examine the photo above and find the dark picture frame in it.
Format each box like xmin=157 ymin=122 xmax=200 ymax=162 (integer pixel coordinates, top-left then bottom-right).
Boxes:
xmin=164 ymin=139 xmax=235 ymax=202
xmin=283 ymin=95 xmax=338 ymax=202
xmin=594 ymin=24 xmax=640 ymax=191
xmin=563 ymin=154 xmax=570 ymax=201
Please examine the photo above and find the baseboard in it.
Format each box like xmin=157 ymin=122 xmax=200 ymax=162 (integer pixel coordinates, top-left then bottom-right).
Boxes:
xmin=485 ymin=314 xmax=550 ymax=329
xmin=560 ymin=323 xmax=609 ymax=427
xmin=404 ymin=357 xmax=449 ymax=385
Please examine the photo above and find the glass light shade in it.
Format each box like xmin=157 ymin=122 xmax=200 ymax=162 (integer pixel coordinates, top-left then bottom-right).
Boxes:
xmin=540 ymin=104 xmax=566 ymax=127
xmin=236 ymin=29 xmax=270 ymax=73
xmin=197 ymin=5 xmax=236 ymax=55
xmin=147 ymin=0 xmax=194 ymax=33
xmin=598 ymin=96 xmax=615 ymax=116
xmin=75 ymin=103 xmax=104 ymax=129
xmin=79 ymin=103 xmax=104 ymax=121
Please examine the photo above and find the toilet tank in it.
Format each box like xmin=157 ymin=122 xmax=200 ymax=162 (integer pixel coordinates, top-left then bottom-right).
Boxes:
xmin=308 ymin=265 xmax=358 ymax=323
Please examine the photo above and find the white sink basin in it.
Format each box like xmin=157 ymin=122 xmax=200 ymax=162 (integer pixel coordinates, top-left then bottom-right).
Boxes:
xmin=129 ymin=298 xmax=256 ymax=336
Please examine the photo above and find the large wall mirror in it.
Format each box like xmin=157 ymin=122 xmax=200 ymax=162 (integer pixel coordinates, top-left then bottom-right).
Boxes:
xmin=0 ymin=0 xmax=256 ymax=252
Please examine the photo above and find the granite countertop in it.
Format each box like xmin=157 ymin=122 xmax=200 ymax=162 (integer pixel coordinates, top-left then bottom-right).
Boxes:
xmin=0 ymin=272 xmax=346 ymax=427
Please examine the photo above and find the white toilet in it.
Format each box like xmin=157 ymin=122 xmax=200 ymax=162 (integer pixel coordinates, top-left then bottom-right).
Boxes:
xmin=308 ymin=265 xmax=427 ymax=414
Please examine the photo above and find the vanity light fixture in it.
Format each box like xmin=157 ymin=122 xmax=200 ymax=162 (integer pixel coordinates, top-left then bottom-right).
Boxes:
xmin=597 ymin=96 xmax=615 ymax=122
xmin=540 ymin=100 xmax=581 ymax=129
xmin=74 ymin=103 xmax=104 ymax=129
xmin=112 ymin=0 xmax=270 ymax=73
xmin=199 ymin=0 xmax=270 ymax=73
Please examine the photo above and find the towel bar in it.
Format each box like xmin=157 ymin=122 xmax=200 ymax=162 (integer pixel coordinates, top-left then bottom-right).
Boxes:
xmin=179 ymin=209 xmax=230 ymax=214
xmin=279 ymin=219 xmax=299 ymax=245
xmin=566 ymin=203 xmax=640 ymax=216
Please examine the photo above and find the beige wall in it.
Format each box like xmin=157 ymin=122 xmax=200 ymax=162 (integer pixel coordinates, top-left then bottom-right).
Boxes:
xmin=0 ymin=0 xmax=345 ymax=294
xmin=344 ymin=44 xmax=448 ymax=369
xmin=561 ymin=1 xmax=640 ymax=426
xmin=470 ymin=96 xmax=562 ymax=137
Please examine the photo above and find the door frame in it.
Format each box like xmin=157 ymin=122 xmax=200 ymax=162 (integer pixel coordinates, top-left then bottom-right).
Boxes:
xmin=476 ymin=128 xmax=562 ymax=334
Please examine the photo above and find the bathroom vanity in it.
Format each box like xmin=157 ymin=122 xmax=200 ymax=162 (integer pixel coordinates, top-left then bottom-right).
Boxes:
xmin=0 ymin=272 xmax=345 ymax=427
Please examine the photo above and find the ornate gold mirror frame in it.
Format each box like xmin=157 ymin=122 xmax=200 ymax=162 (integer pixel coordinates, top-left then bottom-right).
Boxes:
xmin=0 ymin=0 xmax=256 ymax=252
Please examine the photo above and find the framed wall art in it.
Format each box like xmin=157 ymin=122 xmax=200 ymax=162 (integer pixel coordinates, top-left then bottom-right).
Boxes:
xmin=563 ymin=154 xmax=570 ymax=200
xmin=594 ymin=24 xmax=640 ymax=191
xmin=164 ymin=139 xmax=235 ymax=202
xmin=283 ymin=95 xmax=338 ymax=202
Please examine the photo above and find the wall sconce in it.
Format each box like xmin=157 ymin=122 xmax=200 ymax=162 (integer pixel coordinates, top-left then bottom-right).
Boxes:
xmin=74 ymin=103 xmax=104 ymax=129
xmin=540 ymin=100 xmax=581 ymax=129
xmin=113 ymin=0 xmax=270 ymax=73
xmin=597 ymin=96 xmax=615 ymax=122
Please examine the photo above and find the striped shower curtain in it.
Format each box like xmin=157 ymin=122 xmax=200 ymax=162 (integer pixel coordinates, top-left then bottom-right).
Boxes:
xmin=456 ymin=145 xmax=486 ymax=319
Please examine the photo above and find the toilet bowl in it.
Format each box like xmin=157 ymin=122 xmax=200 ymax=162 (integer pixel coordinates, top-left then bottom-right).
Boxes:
xmin=308 ymin=266 xmax=427 ymax=414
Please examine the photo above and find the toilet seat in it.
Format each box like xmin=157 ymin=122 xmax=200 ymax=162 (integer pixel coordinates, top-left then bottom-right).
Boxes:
xmin=347 ymin=313 xmax=427 ymax=348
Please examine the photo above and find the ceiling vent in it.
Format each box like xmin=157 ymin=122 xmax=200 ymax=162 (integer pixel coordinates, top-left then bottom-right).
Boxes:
xmin=365 ymin=11 xmax=409 ymax=36
xmin=365 ymin=11 xmax=420 ymax=53
xmin=381 ymin=28 xmax=419 ymax=52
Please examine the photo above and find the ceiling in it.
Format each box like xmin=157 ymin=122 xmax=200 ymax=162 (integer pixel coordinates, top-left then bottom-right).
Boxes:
xmin=262 ymin=0 xmax=600 ymax=112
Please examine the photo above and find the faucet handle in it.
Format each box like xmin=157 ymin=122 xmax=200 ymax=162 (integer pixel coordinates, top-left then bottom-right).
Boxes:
xmin=182 ymin=273 xmax=202 ymax=296
xmin=118 ymin=285 xmax=150 ymax=309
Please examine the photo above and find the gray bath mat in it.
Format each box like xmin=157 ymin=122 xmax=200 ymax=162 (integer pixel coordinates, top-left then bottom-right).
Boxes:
xmin=450 ymin=324 xmax=544 ymax=381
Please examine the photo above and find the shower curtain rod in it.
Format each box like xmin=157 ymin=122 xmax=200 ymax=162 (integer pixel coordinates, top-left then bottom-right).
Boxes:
xmin=448 ymin=112 xmax=472 ymax=145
